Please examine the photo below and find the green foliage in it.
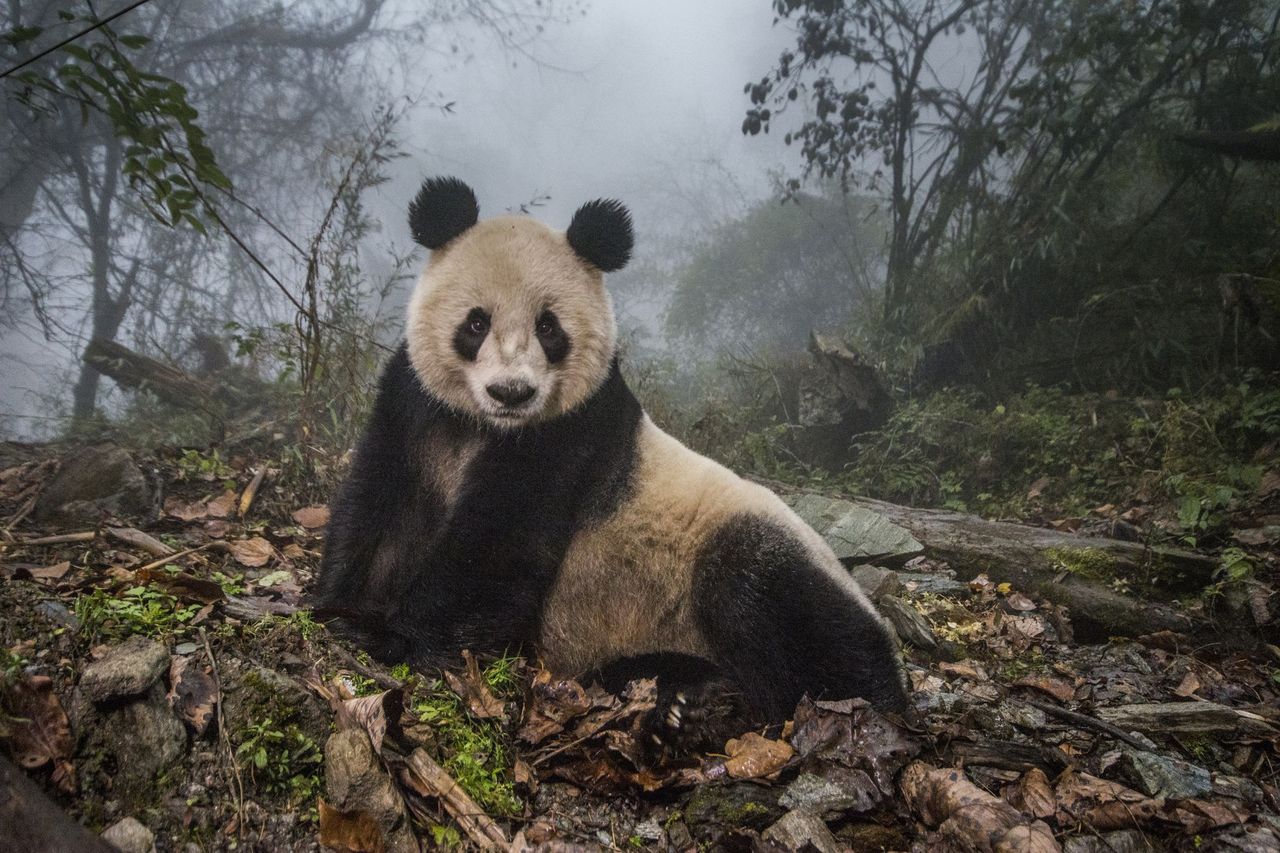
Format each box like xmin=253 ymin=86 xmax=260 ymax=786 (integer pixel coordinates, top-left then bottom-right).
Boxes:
xmin=412 ymin=656 xmax=523 ymax=817
xmin=174 ymin=448 xmax=234 ymax=482
xmin=235 ymin=717 xmax=323 ymax=806
xmin=74 ymin=585 xmax=200 ymax=641
xmin=6 ymin=11 xmax=230 ymax=230
xmin=844 ymin=375 xmax=1280 ymax=524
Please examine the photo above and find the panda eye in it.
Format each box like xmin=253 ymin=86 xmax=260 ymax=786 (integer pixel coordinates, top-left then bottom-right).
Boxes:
xmin=535 ymin=313 xmax=558 ymax=337
xmin=465 ymin=311 xmax=489 ymax=336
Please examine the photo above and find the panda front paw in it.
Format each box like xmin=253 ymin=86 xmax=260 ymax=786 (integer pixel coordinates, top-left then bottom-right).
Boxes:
xmin=642 ymin=687 xmax=715 ymax=760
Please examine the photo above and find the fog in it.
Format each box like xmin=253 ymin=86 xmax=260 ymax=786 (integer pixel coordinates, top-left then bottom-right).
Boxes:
xmin=1 ymin=0 xmax=797 ymax=437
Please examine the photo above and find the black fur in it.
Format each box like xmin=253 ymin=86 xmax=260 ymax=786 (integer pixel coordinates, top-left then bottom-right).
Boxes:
xmin=315 ymin=343 xmax=641 ymax=669
xmin=535 ymin=310 xmax=571 ymax=364
xmin=566 ymin=199 xmax=633 ymax=272
xmin=452 ymin=308 xmax=489 ymax=361
xmin=409 ymin=176 xmax=480 ymax=249
xmin=692 ymin=514 xmax=908 ymax=721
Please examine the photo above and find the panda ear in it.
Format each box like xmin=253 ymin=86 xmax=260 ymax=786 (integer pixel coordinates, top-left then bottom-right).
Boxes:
xmin=409 ymin=177 xmax=480 ymax=249
xmin=566 ymin=199 xmax=633 ymax=272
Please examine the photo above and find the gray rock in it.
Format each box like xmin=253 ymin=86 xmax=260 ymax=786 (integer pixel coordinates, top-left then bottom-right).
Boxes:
xmin=1121 ymin=748 xmax=1212 ymax=800
xmin=80 ymin=637 xmax=168 ymax=703
xmin=877 ymin=595 xmax=937 ymax=651
xmin=849 ymin=565 xmax=902 ymax=600
xmin=116 ymin=683 xmax=187 ymax=785
xmin=781 ymin=493 xmax=923 ymax=563
xmin=779 ymin=771 xmax=868 ymax=818
xmin=324 ymin=730 xmax=418 ymax=853
xmin=897 ymin=570 xmax=969 ymax=597
xmin=1063 ymin=829 xmax=1152 ymax=853
xmin=35 ymin=443 xmax=150 ymax=525
xmin=35 ymin=600 xmax=79 ymax=629
xmin=1211 ymin=773 xmax=1264 ymax=804
xmin=101 ymin=816 xmax=155 ymax=853
xmin=761 ymin=810 xmax=841 ymax=853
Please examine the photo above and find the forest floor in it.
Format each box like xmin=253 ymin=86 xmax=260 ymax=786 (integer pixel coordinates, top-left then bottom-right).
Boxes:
xmin=1 ymin=438 xmax=1278 ymax=852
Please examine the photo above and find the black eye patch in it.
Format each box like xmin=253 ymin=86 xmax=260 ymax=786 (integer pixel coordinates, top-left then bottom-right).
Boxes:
xmin=535 ymin=309 xmax=571 ymax=364
xmin=453 ymin=307 xmax=490 ymax=361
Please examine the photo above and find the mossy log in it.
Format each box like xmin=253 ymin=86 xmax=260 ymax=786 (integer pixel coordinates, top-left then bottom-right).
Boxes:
xmin=769 ymin=483 xmax=1232 ymax=643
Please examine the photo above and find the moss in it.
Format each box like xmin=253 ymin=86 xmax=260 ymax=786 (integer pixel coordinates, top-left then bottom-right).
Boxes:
xmin=1045 ymin=547 xmax=1115 ymax=582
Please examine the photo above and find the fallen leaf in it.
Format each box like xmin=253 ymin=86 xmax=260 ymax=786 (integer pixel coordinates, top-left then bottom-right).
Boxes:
xmin=723 ymin=732 xmax=794 ymax=780
xmin=791 ymin=697 xmax=918 ymax=796
xmin=1 ymin=674 xmax=76 ymax=793
xmin=901 ymin=762 xmax=1058 ymax=851
xmin=1013 ymin=675 xmax=1076 ymax=703
xmin=167 ymin=656 xmax=218 ymax=736
xmin=938 ymin=661 xmax=986 ymax=680
xmin=1027 ymin=476 xmax=1050 ymax=499
xmin=1005 ymin=592 xmax=1037 ymax=612
xmin=229 ymin=537 xmax=273 ymax=567
xmin=317 ymin=799 xmax=384 ymax=853
xmin=203 ymin=519 xmax=231 ymax=538
xmin=444 ymin=650 xmax=506 ymax=721
xmin=1054 ymin=769 xmax=1160 ymax=830
xmin=292 ymin=505 xmax=330 ymax=529
xmin=137 ymin=568 xmax=225 ymax=604
xmin=1004 ymin=767 xmax=1056 ymax=820
xmin=334 ymin=687 xmax=404 ymax=755
xmin=165 ymin=497 xmax=208 ymax=521
xmin=107 ymin=526 xmax=174 ymax=557
xmin=206 ymin=491 xmax=237 ymax=518
xmin=13 ymin=561 xmax=71 ymax=585
xmin=1173 ymin=671 xmax=1202 ymax=698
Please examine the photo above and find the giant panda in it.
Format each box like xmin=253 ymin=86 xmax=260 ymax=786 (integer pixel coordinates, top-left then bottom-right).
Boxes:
xmin=315 ymin=176 xmax=906 ymax=744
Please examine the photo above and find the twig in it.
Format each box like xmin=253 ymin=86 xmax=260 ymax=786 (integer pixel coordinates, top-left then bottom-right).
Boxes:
xmin=327 ymin=644 xmax=400 ymax=691
xmin=17 ymin=531 xmax=97 ymax=545
xmin=132 ymin=543 xmax=216 ymax=575
xmin=1024 ymin=699 xmax=1151 ymax=750
xmin=105 ymin=526 xmax=173 ymax=557
xmin=400 ymin=748 xmax=508 ymax=850
xmin=0 ymin=0 xmax=155 ymax=79
xmin=238 ymin=467 xmax=267 ymax=518
xmin=200 ymin=628 xmax=244 ymax=840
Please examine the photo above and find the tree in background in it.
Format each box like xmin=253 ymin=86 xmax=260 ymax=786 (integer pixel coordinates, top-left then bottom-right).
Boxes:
xmin=1 ymin=0 xmax=570 ymax=424
xmin=666 ymin=189 xmax=884 ymax=356
xmin=746 ymin=0 xmax=1280 ymax=387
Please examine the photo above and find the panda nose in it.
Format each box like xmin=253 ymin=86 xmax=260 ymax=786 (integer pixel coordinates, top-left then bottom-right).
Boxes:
xmin=486 ymin=381 xmax=536 ymax=406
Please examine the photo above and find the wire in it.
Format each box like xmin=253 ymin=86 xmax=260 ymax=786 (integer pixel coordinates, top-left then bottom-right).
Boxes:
xmin=1 ymin=0 xmax=155 ymax=80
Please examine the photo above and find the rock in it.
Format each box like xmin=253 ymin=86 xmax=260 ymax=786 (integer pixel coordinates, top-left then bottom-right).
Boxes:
xmin=779 ymin=771 xmax=868 ymax=818
xmin=897 ymin=570 xmax=969 ymax=597
xmin=116 ymin=684 xmax=187 ymax=784
xmin=35 ymin=600 xmax=79 ymax=629
xmin=877 ymin=595 xmax=938 ymax=651
xmin=34 ymin=443 xmax=150 ymax=525
xmin=761 ymin=810 xmax=841 ymax=853
xmin=1211 ymin=773 xmax=1265 ymax=804
xmin=324 ymin=730 xmax=418 ymax=853
xmin=1063 ymin=829 xmax=1149 ymax=853
xmin=849 ymin=565 xmax=901 ymax=600
xmin=79 ymin=637 xmax=169 ymax=703
xmin=780 ymin=493 xmax=923 ymax=564
xmin=101 ymin=816 xmax=156 ymax=853
xmin=1120 ymin=748 xmax=1212 ymax=799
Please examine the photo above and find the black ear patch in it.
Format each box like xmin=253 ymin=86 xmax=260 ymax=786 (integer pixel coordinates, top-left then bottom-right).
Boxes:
xmin=566 ymin=199 xmax=633 ymax=272
xmin=409 ymin=177 xmax=480 ymax=249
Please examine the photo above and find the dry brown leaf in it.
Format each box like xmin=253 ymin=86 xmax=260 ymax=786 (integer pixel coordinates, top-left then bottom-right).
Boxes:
xmin=206 ymin=491 xmax=237 ymax=518
xmin=16 ymin=561 xmax=71 ymax=584
xmin=106 ymin=526 xmax=174 ymax=557
xmin=939 ymin=661 xmax=986 ymax=680
xmin=723 ymin=732 xmax=794 ymax=780
xmin=517 ymin=669 xmax=595 ymax=746
xmin=203 ymin=519 xmax=231 ymax=538
xmin=1027 ymin=476 xmax=1050 ymax=499
xmin=1053 ymin=770 xmax=1160 ymax=831
xmin=317 ymin=799 xmax=385 ymax=853
xmin=229 ymin=536 xmax=273 ymax=567
xmin=165 ymin=497 xmax=208 ymax=521
xmin=901 ymin=762 xmax=1059 ymax=852
xmin=1173 ymin=671 xmax=1202 ymax=698
xmin=1 ymin=674 xmax=76 ymax=793
xmin=292 ymin=505 xmax=330 ymax=529
xmin=334 ymin=688 xmax=404 ymax=756
xmin=1005 ymin=592 xmax=1037 ymax=612
xmin=791 ymin=697 xmax=919 ymax=796
xmin=1004 ymin=768 xmax=1056 ymax=820
xmin=444 ymin=650 xmax=506 ymax=721
xmin=167 ymin=656 xmax=218 ymax=736
xmin=137 ymin=568 xmax=225 ymax=604
xmin=1013 ymin=675 xmax=1076 ymax=703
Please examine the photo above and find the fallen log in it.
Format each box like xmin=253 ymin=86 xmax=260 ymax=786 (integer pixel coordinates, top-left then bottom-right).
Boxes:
xmin=771 ymin=485 xmax=1233 ymax=642
xmin=82 ymin=337 xmax=220 ymax=410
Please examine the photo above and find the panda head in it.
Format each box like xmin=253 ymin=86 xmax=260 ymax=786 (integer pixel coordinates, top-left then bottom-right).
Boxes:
xmin=404 ymin=177 xmax=633 ymax=429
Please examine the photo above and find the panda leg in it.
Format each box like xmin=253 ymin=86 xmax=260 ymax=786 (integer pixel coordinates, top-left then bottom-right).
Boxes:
xmin=693 ymin=515 xmax=908 ymax=723
xmin=587 ymin=652 xmax=741 ymax=756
